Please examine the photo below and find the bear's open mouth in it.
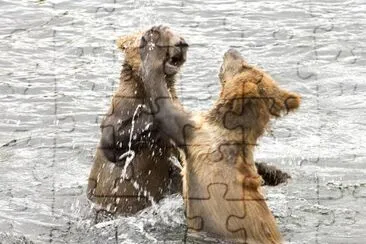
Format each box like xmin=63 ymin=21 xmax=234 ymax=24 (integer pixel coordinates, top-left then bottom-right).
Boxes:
xmin=164 ymin=41 xmax=188 ymax=75
xmin=164 ymin=53 xmax=185 ymax=75
xmin=168 ymin=41 xmax=188 ymax=68
xmin=169 ymin=54 xmax=184 ymax=67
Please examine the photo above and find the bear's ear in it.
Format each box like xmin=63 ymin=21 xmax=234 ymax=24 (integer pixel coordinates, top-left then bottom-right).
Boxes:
xmin=241 ymin=61 xmax=253 ymax=70
xmin=116 ymin=35 xmax=133 ymax=51
xmin=245 ymin=69 xmax=301 ymax=117
xmin=274 ymin=90 xmax=301 ymax=114
xmin=116 ymin=32 xmax=142 ymax=52
xmin=266 ymin=87 xmax=301 ymax=117
xmin=284 ymin=92 xmax=301 ymax=112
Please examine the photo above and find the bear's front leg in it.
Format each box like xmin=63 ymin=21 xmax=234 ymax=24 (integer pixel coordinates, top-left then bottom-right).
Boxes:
xmin=139 ymin=26 xmax=193 ymax=147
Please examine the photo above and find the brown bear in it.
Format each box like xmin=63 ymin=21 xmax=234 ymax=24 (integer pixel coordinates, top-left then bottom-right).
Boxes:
xmin=138 ymin=27 xmax=301 ymax=243
xmin=87 ymin=26 xmax=291 ymax=216
xmin=87 ymin=28 xmax=188 ymax=214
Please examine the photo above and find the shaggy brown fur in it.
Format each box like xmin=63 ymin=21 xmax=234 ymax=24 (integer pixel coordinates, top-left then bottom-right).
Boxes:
xmin=180 ymin=52 xmax=301 ymax=242
xmin=139 ymin=28 xmax=300 ymax=243
xmin=87 ymin=29 xmax=187 ymax=214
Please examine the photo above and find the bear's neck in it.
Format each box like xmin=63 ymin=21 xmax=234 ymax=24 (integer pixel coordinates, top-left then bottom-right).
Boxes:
xmin=205 ymin=103 xmax=267 ymax=145
xmin=119 ymin=63 xmax=178 ymax=100
xmin=166 ymin=76 xmax=178 ymax=100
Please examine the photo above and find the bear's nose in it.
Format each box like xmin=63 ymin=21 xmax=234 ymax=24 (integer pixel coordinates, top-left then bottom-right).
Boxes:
xmin=176 ymin=39 xmax=188 ymax=48
xmin=225 ymin=49 xmax=242 ymax=60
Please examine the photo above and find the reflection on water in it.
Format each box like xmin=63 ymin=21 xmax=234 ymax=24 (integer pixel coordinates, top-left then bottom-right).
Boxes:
xmin=0 ymin=0 xmax=366 ymax=243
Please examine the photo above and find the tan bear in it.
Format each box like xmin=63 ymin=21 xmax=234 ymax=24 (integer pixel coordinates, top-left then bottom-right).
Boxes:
xmin=138 ymin=27 xmax=301 ymax=243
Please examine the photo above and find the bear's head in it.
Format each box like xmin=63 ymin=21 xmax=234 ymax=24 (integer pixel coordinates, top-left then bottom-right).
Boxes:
xmin=117 ymin=27 xmax=188 ymax=77
xmin=215 ymin=49 xmax=301 ymax=138
xmin=218 ymin=49 xmax=249 ymax=86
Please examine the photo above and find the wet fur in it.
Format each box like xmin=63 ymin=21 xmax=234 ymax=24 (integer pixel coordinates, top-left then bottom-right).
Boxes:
xmin=87 ymin=31 xmax=182 ymax=214
xmin=182 ymin=66 xmax=300 ymax=242
xmin=140 ymin=43 xmax=301 ymax=242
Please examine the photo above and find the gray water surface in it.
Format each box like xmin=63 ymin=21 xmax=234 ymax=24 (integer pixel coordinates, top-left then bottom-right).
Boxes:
xmin=1 ymin=0 xmax=366 ymax=243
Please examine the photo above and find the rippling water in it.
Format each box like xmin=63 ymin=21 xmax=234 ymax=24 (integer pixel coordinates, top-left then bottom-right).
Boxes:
xmin=1 ymin=0 xmax=366 ymax=243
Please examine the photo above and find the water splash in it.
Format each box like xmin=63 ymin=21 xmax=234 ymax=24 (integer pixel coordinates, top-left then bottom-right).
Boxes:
xmin=119 ymin=104 xmax=144 ymax=179
xmin=117 ymin=104 xmax=157 ymax=208
xmin=169 ymin=156 xmax=183 ymax=171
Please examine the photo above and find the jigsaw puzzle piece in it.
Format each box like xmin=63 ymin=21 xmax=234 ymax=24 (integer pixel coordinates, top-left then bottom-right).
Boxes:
xmin=185 ymin=183 xmax=246 ymax=234
xmin=220 ymin=66 xmax=300 ymax=130
xmin=213 ymin=139 xmax=291 ymax=186
xmin=87 ymin=143 xmax=173 ymax=214
xmin=185 ymin=180 xmax=278 ymax=243
xmin=223 ymin=95 xmax=299 ymax=132
xmin=89 ymin=94 xmax=176 ymax=214
xmin=98 ymin=93 xmax=164 ymax=164
xmin=207 ymin=142 xmax=241 ymax=164
xmin=183 ymin=140 xmax=262 ymax=239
